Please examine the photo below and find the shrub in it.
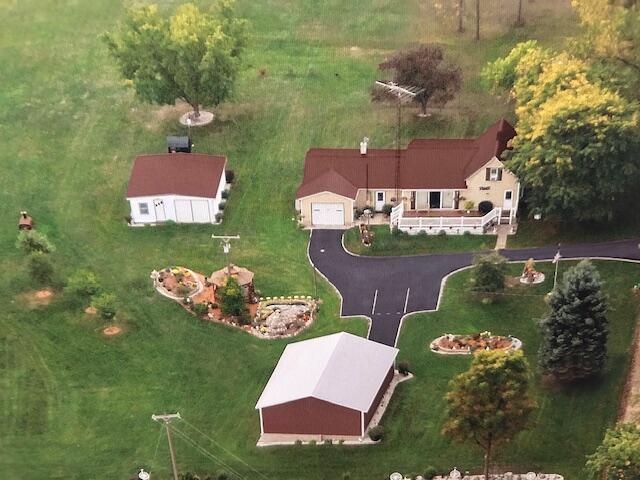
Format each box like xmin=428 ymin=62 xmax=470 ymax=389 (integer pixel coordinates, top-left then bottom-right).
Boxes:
xmin=478 ymin=200 xmax=494 ymax=214
xmin=323 ymin=439 xmax=332 ymax=445
xmin=342 ymin=472 xmax=351 ymax=480
xmin=216 ymin=472 xmax=230 ymax=480
xmin=424 ymin=466 xmax=438 ymax=479
xmin=225 ymin=169 xmax=235 ymax=183
xmin=218 ymin=201 xmax=226 ymax=211
xmin=215 ymin=212 xmax=224 ymax=223
xmin=471 ymin=252 xmax=507 ymax=295
xmin=67 ymin=269 xmax=101 ymax=299
xmin=463 ymin=200 xmax=475 ymax=211
xmin=586 ymin=423 xmax=640 ymax=480
xmin=221 ymin=190 xmax=229 ymax=199
xmin=28 ymin=252 xmax=54 ymax=285
xmin=438 ymin=229 xmax=447 ymax=236
xmin=308 ymin=440 xmax=316 ymax=446
xmin=91 ymin=292 xmax=117 ymax=319
xmin=218 ymin=276 xmax=247 ymax=318
xmin=294 ymin=439 xmax=302 ymax=446
xmin=17 ymin=230 xmax=55 ymax=254
xmin=354 ymin=208 xmax=364 ymax=219
xmin=382 ymin=203 xmax=393 ymax=216
xmin=368 ymin=425 xmax=384 ymax=441
xmin=176 ymin=285 xmax=191 ymax=296
xmin=192 ymin=302 xmax=209 ymax=316
xmin=391 ymin=226 xmax=402 ymax=237
xmin=398 ymin=361 xmax=411 ymax=375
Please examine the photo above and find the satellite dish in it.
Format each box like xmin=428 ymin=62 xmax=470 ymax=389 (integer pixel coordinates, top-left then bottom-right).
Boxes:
xmin=390 ymin=473 xmax=403 ymax=480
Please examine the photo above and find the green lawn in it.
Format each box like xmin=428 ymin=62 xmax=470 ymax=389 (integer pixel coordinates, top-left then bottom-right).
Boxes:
xmin=510 ymin=217 xmax=640 ymax=249
xmin=3 ymin=0 xmax=632 ymax=479
xmin=344 ymin=225 xmax=495 ymax=256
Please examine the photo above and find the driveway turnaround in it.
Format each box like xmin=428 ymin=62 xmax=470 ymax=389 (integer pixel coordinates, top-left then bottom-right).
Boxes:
xmin=308 ymin=229 xmax=640 ymax=346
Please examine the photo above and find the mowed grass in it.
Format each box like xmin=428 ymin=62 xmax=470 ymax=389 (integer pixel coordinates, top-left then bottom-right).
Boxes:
xmin=343 ymin=225 xmax=495 ymax=256
xmin=1 ymin=0 xmax=630 ymax=479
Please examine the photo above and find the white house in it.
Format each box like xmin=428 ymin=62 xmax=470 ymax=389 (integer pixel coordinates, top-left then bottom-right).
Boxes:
xmin=126 ymin=153 xmax=227 ymax=225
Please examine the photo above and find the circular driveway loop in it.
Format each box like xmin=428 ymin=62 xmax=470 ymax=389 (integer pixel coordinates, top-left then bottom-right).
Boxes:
xmin=308 ymin=229 xmax=640 ymax=346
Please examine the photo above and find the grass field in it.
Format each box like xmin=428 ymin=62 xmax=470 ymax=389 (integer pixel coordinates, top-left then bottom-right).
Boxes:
xmin=3 ymin=0 xmax=634 ymax=479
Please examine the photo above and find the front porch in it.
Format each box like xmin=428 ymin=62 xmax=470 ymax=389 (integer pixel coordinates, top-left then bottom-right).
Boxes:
xmin=390 ymin=203 xmax=515 ymax=235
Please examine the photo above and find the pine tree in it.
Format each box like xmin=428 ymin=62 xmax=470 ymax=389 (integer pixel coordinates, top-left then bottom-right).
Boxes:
xmin=538 ymin=260 xmax=608 ymax=382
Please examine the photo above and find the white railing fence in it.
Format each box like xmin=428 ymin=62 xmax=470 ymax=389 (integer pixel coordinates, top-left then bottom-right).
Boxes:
xmin=392 ymin=207 xmax=502 ymax=235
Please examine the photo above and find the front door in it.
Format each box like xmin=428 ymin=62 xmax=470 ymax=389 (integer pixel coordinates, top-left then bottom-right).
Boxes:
xmin=154 ymin=199 xmax=166 ymax=222
xmin=375 ymin=191 xmax=385 ymax=211
xmin=429 ymin=191 xmax=441 ymax=209
xmin=503 ymin=190 xmax=513 ymax=211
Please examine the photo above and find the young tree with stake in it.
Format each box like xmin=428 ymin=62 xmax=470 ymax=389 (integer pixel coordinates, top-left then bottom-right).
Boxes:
xmin=443 ymin=350 xmax=536 ymax=479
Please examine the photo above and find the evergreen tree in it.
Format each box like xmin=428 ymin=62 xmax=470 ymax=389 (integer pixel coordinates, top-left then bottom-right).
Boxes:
xmin=470 ymin=252 xmax=508 ymax=296
xmin=538 ymin=260 xmax=608 ymax=382
xmin=218 ymin=276 xmax=248 ymax=322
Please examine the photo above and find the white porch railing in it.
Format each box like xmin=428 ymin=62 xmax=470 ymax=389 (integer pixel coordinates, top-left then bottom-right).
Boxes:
xmin=390 ymin=206 xmax=502 ymax=235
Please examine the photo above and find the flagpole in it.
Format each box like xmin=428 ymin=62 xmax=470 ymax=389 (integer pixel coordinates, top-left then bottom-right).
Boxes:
xmin=552 ymin=244 xmax=561 ymax=290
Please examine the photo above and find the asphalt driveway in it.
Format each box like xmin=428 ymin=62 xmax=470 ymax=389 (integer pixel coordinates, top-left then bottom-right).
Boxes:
xmin=308 ymin=229 xmax=640 ymax=346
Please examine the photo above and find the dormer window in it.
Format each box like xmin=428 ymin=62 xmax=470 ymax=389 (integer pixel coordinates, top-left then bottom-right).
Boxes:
xmin=486 ymin=167 xmax=503 ymax=182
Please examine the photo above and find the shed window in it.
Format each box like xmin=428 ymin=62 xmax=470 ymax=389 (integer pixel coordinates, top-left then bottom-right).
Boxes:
xmin=139 ymin=202 xmax=149 ymax=215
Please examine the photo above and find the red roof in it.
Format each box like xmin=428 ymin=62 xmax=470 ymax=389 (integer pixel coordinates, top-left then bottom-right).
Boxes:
xmin=296 ymin=119 xmax=516 ymax=200
xmin=126 ymin=153 xmax=227 ymax=198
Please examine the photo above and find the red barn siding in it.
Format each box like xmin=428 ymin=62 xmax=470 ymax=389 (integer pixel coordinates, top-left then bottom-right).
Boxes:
xmin=364 ymin=366 xmax=394 ymax=427
xmin=262 ymin=397 xmax=361 ymax=436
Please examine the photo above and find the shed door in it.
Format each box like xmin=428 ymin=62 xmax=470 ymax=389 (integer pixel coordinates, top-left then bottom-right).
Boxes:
xmin=174 ymin=200 xmax=193 ymax=222
xmin=191 ymin=200 xmax=210 ymax=223
xmin=311 ymin=203 xmax=344 ymax=226
xmin=154 ymin=199 xmax=166 ymax=222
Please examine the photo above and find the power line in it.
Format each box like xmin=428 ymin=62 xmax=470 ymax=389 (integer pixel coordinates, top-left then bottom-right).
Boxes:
xmin=179 ymin=418 xmax=271 ymax=480
xmin=167 ymin=424 xmax=248 ymax=480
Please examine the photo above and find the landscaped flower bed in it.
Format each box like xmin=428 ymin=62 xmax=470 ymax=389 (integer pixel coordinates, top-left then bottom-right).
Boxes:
xmin=153 ymin=266 xmax=203 ymax=300
xmin=252 ymin=297 xmax=317 ymax=339
xmin=430 ymin=331 xmax=522 ymax=355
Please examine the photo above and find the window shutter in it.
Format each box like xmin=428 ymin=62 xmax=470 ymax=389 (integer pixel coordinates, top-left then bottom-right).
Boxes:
xmin=497 ymin=168 xmax=503 ymax=181
xmin=485 ymin=168 xmax=491 ymax=181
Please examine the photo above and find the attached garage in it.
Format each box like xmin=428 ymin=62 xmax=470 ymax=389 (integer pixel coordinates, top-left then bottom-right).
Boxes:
xmin=256 ymin=332 xmax=398 ymax=442
xmin=311 ymin=202 xmax=344 ymax=226
xmin=126 ymin=153 xmax=227 ymax=225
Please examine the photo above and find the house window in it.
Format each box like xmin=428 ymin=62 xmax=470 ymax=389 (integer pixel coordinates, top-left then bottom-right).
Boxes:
xmin=486 ymin=167 xmax=503 ymax=181
xmin=139 ymin=202 xmax=149 ymax=215
xmin=442 ymin=190 xmax=455 ymax=209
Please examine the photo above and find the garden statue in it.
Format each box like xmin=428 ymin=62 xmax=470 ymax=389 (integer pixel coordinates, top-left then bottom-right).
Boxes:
xmin=520 ymin=258 xmax=545 ymax=284
xmin=18 ymin=210 xmax=33 ymax=230
xmin=449 ymin=468 xmax=462 ymax=480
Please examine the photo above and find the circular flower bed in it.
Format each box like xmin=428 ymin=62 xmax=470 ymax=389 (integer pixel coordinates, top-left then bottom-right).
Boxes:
xmin=430 ymin=331 xmax=522 ymax=355
xmin=153 ymin=266 xmax=203 ymax=300
xmin=519 ymin=271 xmax=545 ymax=285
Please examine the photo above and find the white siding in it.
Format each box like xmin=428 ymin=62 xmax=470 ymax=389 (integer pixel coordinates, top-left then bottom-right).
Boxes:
xmin=127 ymin=193 xmax=221 ymax=225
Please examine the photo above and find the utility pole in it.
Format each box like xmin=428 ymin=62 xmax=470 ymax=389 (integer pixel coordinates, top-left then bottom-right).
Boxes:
xmin=211 ymin=235 xmax=241 ymax=272
xmin=152 ymin=413 xmax=182 ymax=480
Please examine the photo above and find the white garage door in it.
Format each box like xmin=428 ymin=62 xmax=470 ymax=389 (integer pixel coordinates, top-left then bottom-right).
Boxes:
xmin=175 ymin=200 xmax=193 ymax=222
xmin=311 ymin=203 xmax=344 ymax=226
xmin=191 ymin=200 xmax=210 ymax=223
xmin=174 ymin=199 xmax=212 ymax=223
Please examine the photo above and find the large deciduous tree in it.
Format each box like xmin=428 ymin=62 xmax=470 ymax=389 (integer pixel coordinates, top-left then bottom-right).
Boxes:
xmin=376 ymin=44 xmax=462 ymax=116
xmin=483 ymin=42 xmax=640 ymax=221
xmin=104 ymin=2 xmax=246 ymax=118
xmin=443 ymin=350 xmax=536 ymax=479
xmin=538 ymin=260 xmax=609 ymax=382
xmin=571 ymin=0 xmax=640 ymax=74
xmin=586 ymin=423 xmax=640 ymax=480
